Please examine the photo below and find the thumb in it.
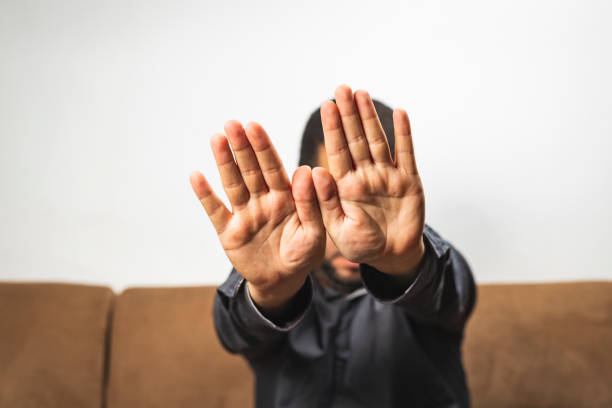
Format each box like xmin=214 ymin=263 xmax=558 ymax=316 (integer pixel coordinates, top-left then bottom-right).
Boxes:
xmin=312 ymin=166 xmax=344 ymax=230
xmin=291 ymin=166 xmax=324 ymax=233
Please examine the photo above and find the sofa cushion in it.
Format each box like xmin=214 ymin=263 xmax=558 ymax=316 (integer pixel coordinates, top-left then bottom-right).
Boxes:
xmin=0 ymin=282 xmax=114 ymax=408
xmin=464 ymin=281 xmax=612 ymax=408
xmin=107 ymin=286 xmax=253 ymax=408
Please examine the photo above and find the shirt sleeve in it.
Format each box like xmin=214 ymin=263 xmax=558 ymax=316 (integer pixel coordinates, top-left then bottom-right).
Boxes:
xmin=359 ymin=224 xmax=477 ymax=333
xmin=213 ymin=268 xmax=313 ymax=359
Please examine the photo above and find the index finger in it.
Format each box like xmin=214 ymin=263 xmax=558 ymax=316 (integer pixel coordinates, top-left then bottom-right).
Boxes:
xmin=320 ymin=101 xmax=353 ymax=178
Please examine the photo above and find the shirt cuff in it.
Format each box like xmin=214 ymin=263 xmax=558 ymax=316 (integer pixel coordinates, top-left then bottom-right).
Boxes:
xmin=242 ymin=275 xmax=313 ymax=332
xmin=359 ymin=227 xmax=440 ymax=304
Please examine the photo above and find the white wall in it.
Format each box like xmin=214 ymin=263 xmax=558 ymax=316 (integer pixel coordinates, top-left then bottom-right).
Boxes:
xmin=1 ymin=0 xmax=611 ymax=291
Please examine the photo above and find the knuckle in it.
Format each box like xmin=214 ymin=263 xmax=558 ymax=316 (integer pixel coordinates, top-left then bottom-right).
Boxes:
xmin=368 ymin=137 xmax=388 ymax=147
xmin=224 ymin=181 xmax=244 ymax=190
xmin=263 ymin=166 xmax=282 ymax=175
xmin=241 ymin=167 xmax=262 ymax=178
xmin=327 ymin=144 xmax=349 ymax=157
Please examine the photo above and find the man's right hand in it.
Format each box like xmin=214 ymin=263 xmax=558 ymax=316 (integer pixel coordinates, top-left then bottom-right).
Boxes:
xmin=190 ymin=120 xmax=325 ymax=315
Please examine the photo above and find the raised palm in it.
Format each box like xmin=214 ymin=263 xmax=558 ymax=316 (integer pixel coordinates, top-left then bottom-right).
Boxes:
xmin=312 ymin=86 xmax=426 ymax=275
xmin=190 ymin=121 xmax=325 ymax=309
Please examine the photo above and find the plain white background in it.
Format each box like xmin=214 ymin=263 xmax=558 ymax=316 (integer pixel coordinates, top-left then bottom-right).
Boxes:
xmin=1 ymin=0 xmax=610 ymax=291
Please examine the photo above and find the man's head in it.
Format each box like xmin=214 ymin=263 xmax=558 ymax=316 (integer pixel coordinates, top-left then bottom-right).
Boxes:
xmin=299 ymin=98 xmax=396 ymax=288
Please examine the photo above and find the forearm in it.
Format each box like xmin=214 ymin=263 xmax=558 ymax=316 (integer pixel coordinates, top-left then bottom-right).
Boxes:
xmin=360 ymin=224 xmax=476 ymax=333
xmin=246 ymin=271 xmax=310 ymax=323
xmin=213 ymin=268 xmax=313 ymax=359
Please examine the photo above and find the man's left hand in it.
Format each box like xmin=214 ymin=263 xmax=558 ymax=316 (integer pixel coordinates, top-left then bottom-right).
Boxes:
xmin=312 ymin=85 xmax=426 ymax=277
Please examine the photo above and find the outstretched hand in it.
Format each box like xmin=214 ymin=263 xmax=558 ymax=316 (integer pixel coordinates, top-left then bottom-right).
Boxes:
xmin=312 ymin=85 xmax=426 ymax=277
xmin=191 ymin=85 xmax=425 ymax=309
xmin=190 ymin=121 xmax=325 ymax=311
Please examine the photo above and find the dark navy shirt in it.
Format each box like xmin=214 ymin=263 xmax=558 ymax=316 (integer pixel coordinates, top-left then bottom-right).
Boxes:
xmin=213 ymin=225 xmax=477 ymax=408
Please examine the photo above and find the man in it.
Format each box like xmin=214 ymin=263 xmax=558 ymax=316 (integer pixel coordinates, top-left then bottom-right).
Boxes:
xmin=189 ymin=85 xmax=476 ymax=407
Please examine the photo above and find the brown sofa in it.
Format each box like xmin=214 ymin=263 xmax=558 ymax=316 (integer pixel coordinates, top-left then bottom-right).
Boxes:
xmin=1 ymin=281 xmax=611 ymax=407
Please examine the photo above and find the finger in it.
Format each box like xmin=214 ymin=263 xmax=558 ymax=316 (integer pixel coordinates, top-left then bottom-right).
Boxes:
xmin=320 ymin=101 xmax=353 ymax=178
xmin=224 ymin=120 xmax=267 ymax=195
xmin=312 ymin=167 xmax=345 ymax=230
xmin=354 ymin=90 xmax=393 ymax=165
xmin=210 ymin=133 xmax=250 ymax=208
xmin=393 ymin=109 xmax=418 ymax=174
xmin=291 ymin=166 xmax=324 ymax=232
xmin=334 ymin=84 xmax=372 ymax=166
xmin=189 ymin=170 xmax=232 ymax=233
xmin=244 ymin=122 xmax=290 ymax=191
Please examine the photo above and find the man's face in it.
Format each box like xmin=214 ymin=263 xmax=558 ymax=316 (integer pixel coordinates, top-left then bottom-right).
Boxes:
xmin=315 ymin=145 xmax=362 ymax=284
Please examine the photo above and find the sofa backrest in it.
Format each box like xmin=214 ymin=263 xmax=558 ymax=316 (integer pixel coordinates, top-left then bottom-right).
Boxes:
xmin=105 ymin=286 xmax=253 ymax=408
xmin=0 ymin=283 xmax=114 ymax=408
xmin=464 ymin=281 xmax=612 ymax=407
xmin=2 ymin=281 xmax=611 ymax=407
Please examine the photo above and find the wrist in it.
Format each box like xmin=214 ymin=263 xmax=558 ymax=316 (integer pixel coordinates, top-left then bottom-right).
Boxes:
xmin=246 ymin=273 xmax=307 ymax=314
xmin=368 ymin=237 xmax=426 ymax=277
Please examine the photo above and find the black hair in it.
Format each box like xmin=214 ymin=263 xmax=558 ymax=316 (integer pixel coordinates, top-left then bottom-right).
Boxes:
xmin=298 ymin=98 xmax=396 ymax=167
